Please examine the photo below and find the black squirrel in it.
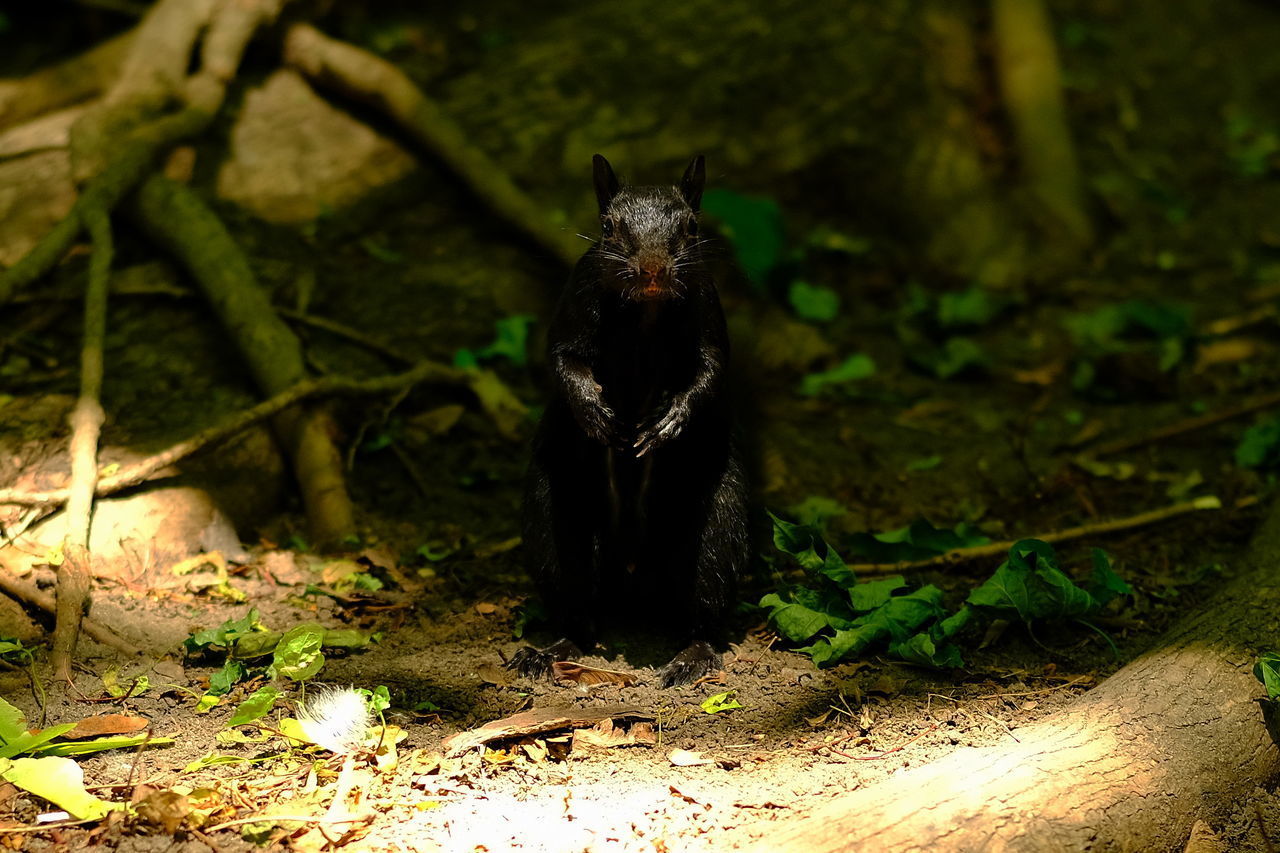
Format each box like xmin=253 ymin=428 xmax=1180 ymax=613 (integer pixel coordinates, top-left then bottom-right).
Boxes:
xmin=510 ymin=154 xmax=750 ymax=688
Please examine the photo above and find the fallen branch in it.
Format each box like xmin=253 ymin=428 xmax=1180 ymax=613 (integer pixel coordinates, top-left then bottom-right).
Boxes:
xmin=0 ymin=361 xmax=460 ymax=510
xmin=50 ymin=206 xmax=113 ymax=681
xmin=1090 ymin=390 xmax=1280 ymax=458
xmin=849 ymin=495 xmax=1239 ymax=576
xmin=282 ymin=22 xmax=581 ymax=267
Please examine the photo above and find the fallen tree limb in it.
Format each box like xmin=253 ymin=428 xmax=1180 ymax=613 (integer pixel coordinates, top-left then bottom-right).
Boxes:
xmin=128 ymin=174 xmax=356 ymax=545
xmin=849 ymin=494 xmax=1238 ymax=576
xmin=0 ymin=360 xmax=461 ymax=510
xmin=755 ymin=497 xmax=1280 ymax=852
xmin=50 ymin=205 xmax=113 ymax=681
xmin=282 ymin=22 xmax=582 ymax=267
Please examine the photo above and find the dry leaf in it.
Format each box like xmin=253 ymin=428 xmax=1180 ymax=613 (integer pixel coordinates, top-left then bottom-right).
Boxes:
xmin=474 ymin=602 xmax=499 ymax=616
xmin=473 ymin=537 xmax=522 ymax=559
xmin=408 ymin=404 xmax=466 ymax=437
xmin=571 ymin=717 xmax=655 ymax=750
xmin=1011 ymin=361 xmax=1064 ymax=386
xmin=520 ymin=739 xmax=549 ymax=763
xmin=1195 ymin=338 xmax=1260 ymax=372
xmin=669 ymin=749 xmax=713 ymax=767
xmin=133 ymin=789 xmax=191 ymax=834
xmin=66 ymin=714 xmax=150 ymax=739
xmin=442 ymin=705 xmax=654 ymax=756
xmin=475 ymin=664 xmax=515 ymax=687
xmin=552 ymin=661 xmax=638 ymax=687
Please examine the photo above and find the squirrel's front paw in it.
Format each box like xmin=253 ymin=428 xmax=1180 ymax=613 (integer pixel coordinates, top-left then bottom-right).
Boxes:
xmin=633 ymin=400 xmax=689 ymax=457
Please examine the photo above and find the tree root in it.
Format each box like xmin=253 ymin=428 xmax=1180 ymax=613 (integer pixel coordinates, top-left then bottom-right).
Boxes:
xmin=127 ymin=173 xmax=356 ymax=545
xmin=50 ymin=206 xmax=113 ymax=681
xmin=0 ymin=571 xmax=139 ymax=656
xmin=281 ymin=22 xmax=582 ymax=267
xmin=0 ymin=31 xmax=133 ymax=132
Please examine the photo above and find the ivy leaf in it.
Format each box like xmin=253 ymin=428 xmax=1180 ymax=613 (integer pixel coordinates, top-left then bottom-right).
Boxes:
xmin=967 ymin=539 xmax=1124 ymax=623
xmin=936 ymin=288 xmax=1001 ymax=329
xmin=269 ymin=624 xmax=326 ymax=682
xmin=700 ymin=189 xmax=784 ymax=284
xmin=847 ymin=576 xmax=908 ymax=612
xmin=805 ymin=587 xmax=944 ymax=668
xmin=1236 ymin=418 xmax=1280 ymax=469
xmin=909 ymin=337 xmax=987 ymax=379
xmin=788 ymin=280 xmax=840 ymax=322
xmin=768 ymin=512 xmax=856 ymax=586
xmin=1085 ymin=549 xmax=1130 ymax=606
xmin=700 ymin=691 xmax=744 ymax=714
xmin=888 ymin=633 xmax=963 ymax=669
xmin=184 ymin=609 xmax=263 ymax=656
xmin=1256 ymin=653 xmax=1280 ymax=701
xmin=759 ymin=592 xmax=832 ymax=643
xmin=228 ymin=685 xmax=281 ymax=728
xmin=799 ymin=354 xmax=876 ymax=396
xmin=846 ymin=520 xmax=988 ymax=564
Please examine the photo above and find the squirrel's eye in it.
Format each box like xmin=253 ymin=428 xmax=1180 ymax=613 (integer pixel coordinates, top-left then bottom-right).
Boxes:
xmin=601 ymin=218 xmax=614 ymax=238
xmin=686 ymin=216 xmax=698 ymax=237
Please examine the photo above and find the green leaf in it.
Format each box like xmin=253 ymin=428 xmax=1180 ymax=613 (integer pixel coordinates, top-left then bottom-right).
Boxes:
xmin=799 ymin=354 xmax=876 ymax=397
xmin=759 ymin=593 xmax=832 ymax=643
xmin=36 ymin=735 xmax=174 ymax=757
xmin=806 ymin=226 xmax=870 ymax=255
xmin=185 ymin=609 xmax=263 ymax=656
xmin=0 ymin=723 xmax=76 ymax=760
xmin=846 ymin=520 xmax=988 ymax=564
xmin=807 ymin=587 xmax=945 ymax=668
xmin=768 ymin=512 xmax=856 ymax=586
xmin=229 ymin=685 xmax=281 ymax=727
xmin=967 ymin=539 xmax=1124 ymax=624
xmin=1256 ymin=653 xmax=1280 ymax=701
xmin=700 ymin=691 xmax=744 ymax=714
xmin=936 ymin=288 xmax=1001 ymax=329
xmin=910 ymin=337 xmax=987 ymax=379
xmin=888 ymin=633 xmax=963 ymax=669
xmin=1 ymin=756 xmax=123 ymax=820
xmin=847 ymin=576 xmax=908 ymax=612
xmin=906 ymin=455 xmax=942 ymax=472
xmin=368 ymin=685 xmax=392 ymax=714
xmin=207 ymin=659 xmax=246 ymax=696
xmin=700 ymin=189 xmax=784 ymax=284
xmin=270 ymin=624 xmax=326 ymax=682
xmin=476 ymin=315 xmax=535 ymax=367
xmin=788 ymin=280 xmax=840 ymax=322
xmin=786 ymin=496 xmax=847 ymax=530
xmin=1085 ymin=549 xmax=1131 ymax=606
xmin=1236 ymin=418 xmax=1280 ymax=469
xmin=0 ymin=698 xmax=25 ymax=741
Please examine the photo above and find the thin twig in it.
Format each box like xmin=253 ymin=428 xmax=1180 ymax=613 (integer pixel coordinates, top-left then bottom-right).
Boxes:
xmin=203 ymin=814 xmax=364 ymax=833
xmin=0 ymin=360 xmax=460 ymax=509
xmin=1089 ymin=391 xmax=1280 ymax=458
xmin=852 ymin=724 xmax=939 ymax=761
xmin=849 ymin=495 xmax=1240 ymax=576
xmin=0 ymin=571 xmax=138 ymax=653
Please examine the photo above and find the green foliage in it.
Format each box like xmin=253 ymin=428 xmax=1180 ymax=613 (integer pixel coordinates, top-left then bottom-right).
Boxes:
xmin=700 ymin=188 xmax=785 ymax=284
xmin=786 ymin=496 xmax=847 ymax=530
xmin=936 ymin=288 xmax=1002 ymax=329
xmin=1256 ymin=653 xmax=1280 ymax=700
xmin=184 ymin=612 xmax=368 ymax=712
xmin=788 ymin=280 xmax=840 ymax=322
xmin=967 ymin=541 xmax=1129 ymax=622
xmin=761 ymin=515 xmax=1130 ymax=670
xmin=1065 ymin=300 xmax=1192 ymax=393
xmin=228 ymin=685 xmax=281 ymax=727
xmin=799 ymin=353 xmax=875 ymax=396
xmin=701 ymin=691 xmax=743 ymax=714
xmin=455 ymin=315 xmax=535 ymax=368
xmin=1236 ymin=418 xmax=1280 ymax=470
xmin=1224 ymin=109 xmax=1280 ymax=178
xmin=908 ymin=337 xmax=987 ymax=379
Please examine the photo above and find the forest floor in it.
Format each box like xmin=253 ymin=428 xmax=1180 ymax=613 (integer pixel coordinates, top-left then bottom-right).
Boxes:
xmin=2 ymin=1 xmax=1280 ymax=851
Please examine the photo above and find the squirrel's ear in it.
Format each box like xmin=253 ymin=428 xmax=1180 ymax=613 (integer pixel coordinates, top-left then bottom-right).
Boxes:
xmin=680 ymin=155 xmax=705 ymax=211
xmin=592 ymin=154 xmax=620 ymax=212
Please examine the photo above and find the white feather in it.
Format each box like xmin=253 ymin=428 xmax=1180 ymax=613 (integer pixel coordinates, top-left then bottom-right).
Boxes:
xmin=297 ymin=686 xmax=370 ymax=754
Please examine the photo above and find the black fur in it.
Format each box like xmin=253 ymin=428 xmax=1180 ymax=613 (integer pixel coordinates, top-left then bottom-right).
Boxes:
xmin=513 ymin=155 xmax=749 ymax=688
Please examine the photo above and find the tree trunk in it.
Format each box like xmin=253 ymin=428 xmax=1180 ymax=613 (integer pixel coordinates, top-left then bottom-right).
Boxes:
xmin=753 ymin=502 xmax=1280 ymax=852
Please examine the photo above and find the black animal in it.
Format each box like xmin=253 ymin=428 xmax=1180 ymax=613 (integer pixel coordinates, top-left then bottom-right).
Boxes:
xmin=510 ymin=154 xmax=750 ymax=688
